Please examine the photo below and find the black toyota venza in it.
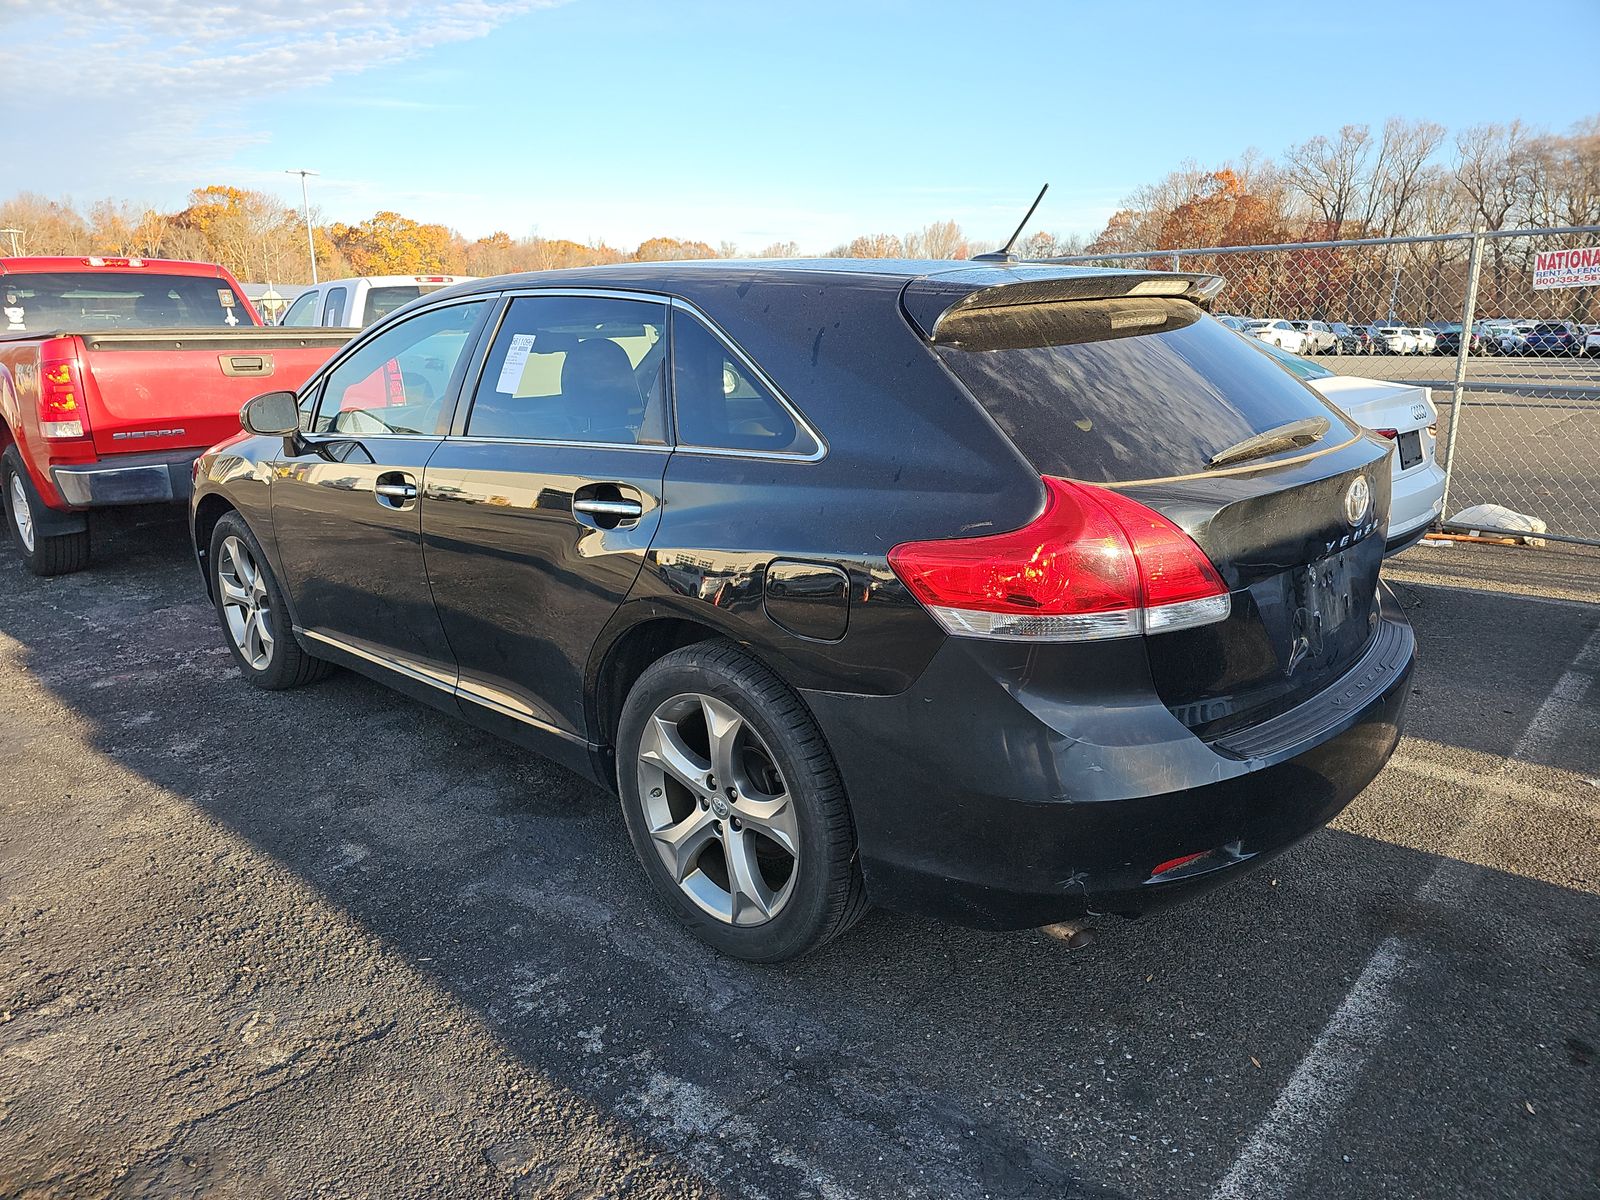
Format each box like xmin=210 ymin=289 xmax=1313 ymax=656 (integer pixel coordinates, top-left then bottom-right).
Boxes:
xmin=192 ymin=260 xmax=1414 ymax=961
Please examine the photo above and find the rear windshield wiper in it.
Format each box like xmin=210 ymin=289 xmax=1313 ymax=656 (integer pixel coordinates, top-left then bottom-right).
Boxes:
xmin=1206 ymin=416 xmax=1330 ymax=470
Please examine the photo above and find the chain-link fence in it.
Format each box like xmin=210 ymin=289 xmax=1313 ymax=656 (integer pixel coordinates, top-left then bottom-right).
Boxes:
xmin=1053 ymin=226 xmax=1600 ymax=545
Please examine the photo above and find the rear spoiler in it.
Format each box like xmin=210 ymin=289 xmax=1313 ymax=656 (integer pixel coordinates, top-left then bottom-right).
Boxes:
xmin=901 ymin=268 xmax=1226 ymax=342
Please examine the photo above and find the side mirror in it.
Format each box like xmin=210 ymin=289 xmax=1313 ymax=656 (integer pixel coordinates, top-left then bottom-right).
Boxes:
xmin=241 ymin=390 xmax=300 ymax=437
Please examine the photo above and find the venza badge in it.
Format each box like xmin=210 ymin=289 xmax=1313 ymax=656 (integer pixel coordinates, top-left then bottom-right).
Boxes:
xmin=1344 ymin=475 xmax=1372 ymax=526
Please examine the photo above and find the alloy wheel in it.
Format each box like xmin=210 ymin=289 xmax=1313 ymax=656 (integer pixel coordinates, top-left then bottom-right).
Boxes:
xmin=217 ymin=535 xmax=274 ymax=671
xmin=8 ymin=474 xmax=34 ymax=553
xmin=636 ymin=692 xmax=800 ymax=927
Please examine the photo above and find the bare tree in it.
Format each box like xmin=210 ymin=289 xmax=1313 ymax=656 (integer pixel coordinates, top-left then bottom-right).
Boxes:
xmin=1284 ymin=124 xmax=1373 ymax=237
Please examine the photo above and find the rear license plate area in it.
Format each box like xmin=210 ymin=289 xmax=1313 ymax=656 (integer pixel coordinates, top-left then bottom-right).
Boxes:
xmin=1284 ymin=550 xmax=1371 ymax=672
xmin=1397 ymin=430 xmax=1423 ymax=470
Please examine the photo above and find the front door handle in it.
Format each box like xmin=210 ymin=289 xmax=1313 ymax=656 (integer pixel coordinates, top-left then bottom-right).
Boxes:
xmin=572 ymin=498 xmax=643 ymax=519
xmin=375 ymin=471 xmax=418 ymax=509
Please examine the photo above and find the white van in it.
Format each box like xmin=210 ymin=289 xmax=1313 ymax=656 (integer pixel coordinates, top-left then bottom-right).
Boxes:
xmin=278 ymin=275 xmax=476 ymax=328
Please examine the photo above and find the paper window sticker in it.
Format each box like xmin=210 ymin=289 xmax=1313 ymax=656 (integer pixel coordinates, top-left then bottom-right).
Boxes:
xmin=495 ymin=333 xmax=536 ymax=394
xmin=219 ymin=289 xmax=236 ymax=306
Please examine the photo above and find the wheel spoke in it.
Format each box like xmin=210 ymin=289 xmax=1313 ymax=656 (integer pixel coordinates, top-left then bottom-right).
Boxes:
xmin=638 ymin=715 xmax=712 ymax=794
xmin=651 ymin=807 xmax=718 ymax=883
xmin=723 ymin=828 xmax=775 ymax=924
xmin=219 ymin=576 xmax=250 ymax=605
xmin=253 ymin=609 xmax=275 ymax=654
xmin=733 ymin=790 xmax=799 ymax=858
xmin=700 ymin=695 xmax=744 ymax=788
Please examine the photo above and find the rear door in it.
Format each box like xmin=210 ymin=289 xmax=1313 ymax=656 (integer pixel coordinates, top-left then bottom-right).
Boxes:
xmin=268 ymin=298 xmax=491 ymax=692
xmin=420 ymin=292 xmax=672 ymax=741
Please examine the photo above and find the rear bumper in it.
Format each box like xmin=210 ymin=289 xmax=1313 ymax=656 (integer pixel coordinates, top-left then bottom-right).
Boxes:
xmin=50 ymin=449 xmax=201 ymax=508
xmin=1385 ymin=462 xmax=1445 ymax=555
xmin=802 ymin=588 xmax=1415 ymax=930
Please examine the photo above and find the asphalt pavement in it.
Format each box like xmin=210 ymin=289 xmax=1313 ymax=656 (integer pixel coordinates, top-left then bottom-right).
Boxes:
xmin=1 ymin=512 xmax=1596 ymax=1199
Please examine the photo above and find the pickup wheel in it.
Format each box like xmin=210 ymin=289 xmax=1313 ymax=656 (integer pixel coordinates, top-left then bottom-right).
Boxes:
xmin=3 ymin=451 xmax=89 ymax=577
xmin=209 ymin=511 xmax=332 ymax=690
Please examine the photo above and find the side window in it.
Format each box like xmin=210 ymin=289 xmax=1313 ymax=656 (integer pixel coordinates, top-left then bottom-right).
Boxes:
xmin=465 ymin=294 xmax=668 ymax=444
xmin=314 ymin=301 xmax=487 ymax=436
xmin=672 ymin=311 xmax=817 ymax=455
xmin=281 ymin=291 xmax=318 ymax=327
xmin=321 ymin=287 xmax=348 ymax=325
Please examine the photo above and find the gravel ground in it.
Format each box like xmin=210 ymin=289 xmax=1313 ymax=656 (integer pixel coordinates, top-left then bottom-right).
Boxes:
xmin=1 ymin=511 xmax=1596 ymax=1200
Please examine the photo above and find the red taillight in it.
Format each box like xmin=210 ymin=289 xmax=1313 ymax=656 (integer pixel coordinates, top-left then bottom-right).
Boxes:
xmin=83 ymin=256 xmax=143 ymax=267
xmin=38 ymin=338 xmax=89 ymax=440
xmin=1372 ymin=428 xmax=1398 ymax=440
xmin=887 ymin=477 xmax=1231 ymax=642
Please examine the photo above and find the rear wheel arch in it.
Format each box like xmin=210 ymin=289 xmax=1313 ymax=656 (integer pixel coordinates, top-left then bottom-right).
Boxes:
xmin=590 ymin=615 xmax=729 ymax=761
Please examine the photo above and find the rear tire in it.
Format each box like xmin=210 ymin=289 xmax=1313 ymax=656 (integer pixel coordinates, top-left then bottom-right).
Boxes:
xmin=209 ymin=511 xmax=332 ymax=690
xmin=3 ymin=450 xmax=89 ymax=577
xmin=616 ymin=640 xmax=868 ymax=962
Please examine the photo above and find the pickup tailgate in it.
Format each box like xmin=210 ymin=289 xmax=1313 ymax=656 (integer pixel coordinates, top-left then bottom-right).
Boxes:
xmin=77 ymin=328 xmax=355 ymax=455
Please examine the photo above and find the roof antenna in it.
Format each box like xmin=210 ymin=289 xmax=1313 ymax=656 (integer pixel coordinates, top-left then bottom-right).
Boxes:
xmin=973 ymin=183 xmax=1048 ymax=263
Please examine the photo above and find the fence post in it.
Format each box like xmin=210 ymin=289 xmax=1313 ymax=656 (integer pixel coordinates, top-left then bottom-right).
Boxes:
xmin=1171 ymin=252 xmax=1181 ymax=273
xmin=1439 ymin=232 xmax=1484 ymax=519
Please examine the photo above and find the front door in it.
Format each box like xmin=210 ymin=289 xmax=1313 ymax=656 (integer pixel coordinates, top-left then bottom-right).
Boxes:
xmin=421 ymin=293 xmax=672 ymax=742
xmin=270 ymin=299 xmax=491 ymax=689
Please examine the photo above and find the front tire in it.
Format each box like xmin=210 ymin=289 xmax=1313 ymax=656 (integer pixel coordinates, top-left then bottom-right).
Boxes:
xmin=616 ymin=640 xmax=867 ymax=962
xmin=209 ymin=511 xmax=331 ymax=690
xmin=3 ymin=450 xmax=89 ymax=577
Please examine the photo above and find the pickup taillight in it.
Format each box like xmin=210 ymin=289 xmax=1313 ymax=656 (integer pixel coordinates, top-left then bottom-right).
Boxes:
xmin=38 ymin=338 xmax=90 ymax=440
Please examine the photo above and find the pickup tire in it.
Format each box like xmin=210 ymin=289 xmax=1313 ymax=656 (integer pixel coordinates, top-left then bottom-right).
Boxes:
xmin=209 ymin=511 xmax=333 ymax=690
xmin=3 ymin=450 xmax=90 ymax=577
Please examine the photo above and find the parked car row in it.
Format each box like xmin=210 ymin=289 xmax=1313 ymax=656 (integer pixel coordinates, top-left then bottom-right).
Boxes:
xmin=1216 ymin=313 xmax=1596 ymax=355
xmin=0 ymin=251 xmax=1423 ymax=963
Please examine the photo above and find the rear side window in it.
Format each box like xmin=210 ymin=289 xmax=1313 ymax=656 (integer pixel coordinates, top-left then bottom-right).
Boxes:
xmin=321 ymin=287 xmax=348 ymax=325
xmin=466 ymin=294 xmax=669 ymax=445
xmin=673 ymin=312 xmax=817 ymax=456
xmin=932 ymin=300 xmax=1349 ymax=483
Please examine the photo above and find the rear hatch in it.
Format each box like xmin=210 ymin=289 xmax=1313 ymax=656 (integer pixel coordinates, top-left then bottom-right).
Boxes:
xmin=77 ymin=328 xmax=355 ymax=455
xmin=909 ymin=275 xmax=1394 ymax=741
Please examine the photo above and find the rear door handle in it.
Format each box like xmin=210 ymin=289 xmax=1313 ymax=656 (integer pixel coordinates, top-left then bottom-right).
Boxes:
xmin=572 ymin=498 xmax=643 ymax=519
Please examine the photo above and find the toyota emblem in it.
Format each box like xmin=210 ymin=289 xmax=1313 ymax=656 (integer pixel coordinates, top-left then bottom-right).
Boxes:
xmin=1344 ymin=475 xmax=1372 ymax=527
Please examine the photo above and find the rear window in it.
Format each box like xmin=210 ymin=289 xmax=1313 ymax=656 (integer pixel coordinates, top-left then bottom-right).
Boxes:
xmin=0 ymin=271 xmax=251 ymax=331
xmin=366 ymin=285 xmax=450 ymax=323
xmin=931 ymin=300 xmax=1349 ymax=483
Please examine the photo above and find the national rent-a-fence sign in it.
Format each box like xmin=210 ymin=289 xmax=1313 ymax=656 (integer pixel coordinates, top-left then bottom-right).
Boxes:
xmin=1533 ymin=246 xmax=1600 ymax=290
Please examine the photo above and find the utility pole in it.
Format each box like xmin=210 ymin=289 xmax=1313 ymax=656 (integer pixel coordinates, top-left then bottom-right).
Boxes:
xmin=0 ymin=228 xmax=21 ymax=256
xmin=285 ymin=169 xmax=319 ymax=283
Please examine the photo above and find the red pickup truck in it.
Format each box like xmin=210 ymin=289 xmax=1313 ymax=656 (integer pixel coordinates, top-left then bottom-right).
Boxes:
xmin=0 ymin=256 xmax=354 ymax=575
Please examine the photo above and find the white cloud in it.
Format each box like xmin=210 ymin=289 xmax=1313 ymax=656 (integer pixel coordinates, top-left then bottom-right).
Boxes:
xmin=0 ymin=1 xmax=558 ymax=190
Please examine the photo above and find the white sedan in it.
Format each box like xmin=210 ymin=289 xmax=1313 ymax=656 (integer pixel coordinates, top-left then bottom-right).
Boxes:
xmin=1290 ymin=320 xmax=1338 ymax=353
xmin=1253 ymin=341 xmax=1445 ymax=555
xmin=1242 ymin=319 xmax=1308 ymax=353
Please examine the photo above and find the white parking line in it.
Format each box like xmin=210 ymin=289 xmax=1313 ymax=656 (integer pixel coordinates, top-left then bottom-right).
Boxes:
xmin=1211 ymin=625 xmax=1600 ymax=1200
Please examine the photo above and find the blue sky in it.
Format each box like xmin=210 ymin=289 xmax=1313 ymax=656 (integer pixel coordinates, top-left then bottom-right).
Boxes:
xmin=3 ymin=0 xmax=1594 ymax=251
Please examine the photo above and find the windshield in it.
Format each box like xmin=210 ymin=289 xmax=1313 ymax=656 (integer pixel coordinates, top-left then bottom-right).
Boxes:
xmin=931 ymin=301 xmax=1351 ymax=484
xmin=0 ymin=271 xmax=253 ymax=332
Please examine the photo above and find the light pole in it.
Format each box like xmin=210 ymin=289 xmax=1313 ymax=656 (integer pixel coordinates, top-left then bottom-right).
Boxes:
xmin=0 ymin=228 xmax=21 ymax=256
xmin=286 ymin=169 xmax=319 ymax=283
